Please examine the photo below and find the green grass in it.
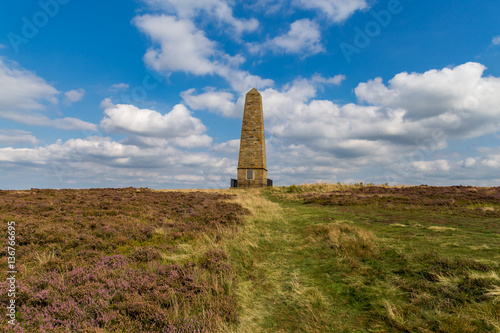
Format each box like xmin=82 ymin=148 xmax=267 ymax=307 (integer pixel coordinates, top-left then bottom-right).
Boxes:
xmin=224 ymin=185 xmax=500 ymax=332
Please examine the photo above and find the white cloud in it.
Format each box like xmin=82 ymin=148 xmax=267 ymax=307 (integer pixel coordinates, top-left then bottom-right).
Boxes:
xmin=134 ymin=14 xmax=273 ymax=92
xmin=311 ymin=73 xmax=346 ymax=85
xmin=355 ymin=63 xmax=488 ymax=117
xmin=116 ymin=62 xmax=495 ymax=186
xmin=1 ymin=111 xmax=97 ymax=131
xmin=134 ymin=15 xmax=222 ymax=76
xmin=270 ymin=19 xmax=324 ymax=55
xmin=100 ymin=101 xmax=206 ymax=138
xmin=482 ymin=156 xmax=500 ymax=168
xmin=100 ymin=98 xmax=114 ymax=109
xmin=3 ymin=111 xmax=97 ymax=131
xmin=212 ymin=139 xmax=240 ymax=154
xmin=462 ymin=157 xmax=476 ymax=168
xmin=242 ymin=62 xmax=500 ymax=185
xmin=475 ymin=147 xmax=500 ymax=169
xmin=110 ymin=83 xmax=130 ymax=91
xmin=0 ymin=137 xmax=155 ymax=167
xmin=355 ymin=62 xmax=500 ymax=138
xmin=382 ymin=146 xmax=500 ymax=186
xmin=0 ymin=147 xmax=46 ymax=165
xmin=172 ymin=134 xmax=213 ymax=148
xmin=144 ymin=0 xmax=259 ymax=35
xmin=4 ymin=57 xmax=499 ymax=188
xmin=249 ymin=19 xmax=324 ymax=57
xmin=49 ymin=117 xmax=97 ymax=131
xmin=260 ymin=77 xmax=324 ymax=120
xmin=224 ymin=70 xmax=274 ymax=93
xmin=0 ymin=58 xmax=59 ymax=111
xmin=120 ymin=132 xmax=213 ymax=149
xmin=0 ymin=59 xmax=96 ymax=131
xmin=181 ymin=88 xmax=238 ymax=117
xmin=248 ymin=0 xmax=283 ymax=14
xmin=0 ymin=135 xmax=236 ymax=188
xmin=181 ymin=73 xmax=346 ymax=120
xmin=0 ymin=130 xmax=38 ymax=146
xmin=355 ymin=63 xmax=489 ymax=116
xmin=121 ymin=136 xmax=169 ymax=148
xmin=64 ymin=88 xmax=85 ymax=105
xmin=294 ymin=0 xmax=368 ymax=23
xmin=492 ymin=36 xmax=500 ymax=46
xmin=412 ymin=160 xmax=451 ymax=172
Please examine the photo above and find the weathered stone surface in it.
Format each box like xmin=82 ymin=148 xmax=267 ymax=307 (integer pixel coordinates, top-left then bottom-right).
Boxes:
xmin=237 ymin=88 xmax=267 ymax=188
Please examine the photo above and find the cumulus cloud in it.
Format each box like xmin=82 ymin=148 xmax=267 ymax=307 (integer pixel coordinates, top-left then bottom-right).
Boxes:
xmin=355 ymin=63 xmax=490 ymax=119
xmin=134 ymin=15 xmax=222 ymax=76
xmin=0 ymin=130 xmax=38 ymax=146
xmin=172 ymin=134 xmax=213 ymax=148
xmin=144 ymin=0 xmax=259 ymax=35
xmin=181 ymin=89 xmax=238 ymax=117
xmin=380 ymin=145 xmax=500 ymax=186
xmin=0 ymin=59 xmax=97 ymax=131
xmin=492 ymin=36 xmax=500 ymax=46
xmin=100 ymin=100 xmax=207 ymax=138
xmin=212 ymin=139 xmax=240 ymax=154
xmin=249 ymin=19 xmax=324 ymax=57
xmin=0 ymin=111 xmax=94 ymax=131
xmin=0 ymin=135 xmax=235 ymax=188
xmin=0 ymin=58 xmax=59 ymax=111
xmin=355 ymin=62 xmax=500 ymax=138
xmin=134 ymin=14 xmax=272 ymax=92
xmin=224 ymin=70 xmax=274 ymax=93
xmin=246 ymin=62 xmax=500 ymax=185
xmin=64 ymin=88 xmax=85 ymax=105
xmin=0 ymin=137 xmax=149 ymax=168
xmin=462 ymin=157 xmax=476 ymax=169
xmin=91 ymin=61 xmax=500 ymax=187
xmin=3 ymin=58 xmax=499 ymax=188
xmin=294 ymin=0 xmax=368 ymax=23
xmin=474 ymin=147 xmax=500 ymax=169
xmin=412 ymin=160 xmax=451 ymax=172
xmin=120 ymin=136 xmax=170 ymax=148
xmin=181 ymin=73 xmax=345 ymax=119
xmin=48 ymin=117 xmax=97 ymax=131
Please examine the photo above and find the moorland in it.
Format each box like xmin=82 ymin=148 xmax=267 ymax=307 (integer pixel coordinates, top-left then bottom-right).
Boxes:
xmin=0 ymin=184 xmax=499 ymax=332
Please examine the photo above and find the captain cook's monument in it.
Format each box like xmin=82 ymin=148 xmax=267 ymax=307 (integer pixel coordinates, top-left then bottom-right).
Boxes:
xmin=232 ymin=88 xmax=271 ymax=188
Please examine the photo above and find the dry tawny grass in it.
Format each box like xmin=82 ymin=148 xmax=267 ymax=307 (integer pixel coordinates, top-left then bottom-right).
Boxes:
xmin=428 ymin=226 xmax=458 ymax=232
xmin=486 ymin=286 xmax=500 ymax=303
xmin=309 ymin=223 xmax=379 ymax=259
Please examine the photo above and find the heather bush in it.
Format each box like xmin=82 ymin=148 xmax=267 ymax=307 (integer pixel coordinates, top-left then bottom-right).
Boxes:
xmin=294 ymin=185 xmax=500 ymax=220
xmin=199 ymin=249 xmax=231 ymax=273
xmin=0 ymin=188 xmax=246 ymax=332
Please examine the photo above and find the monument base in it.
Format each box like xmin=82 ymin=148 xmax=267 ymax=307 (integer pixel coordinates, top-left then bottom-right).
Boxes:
xmin=237 ymin=168 xmax=267 ymax=188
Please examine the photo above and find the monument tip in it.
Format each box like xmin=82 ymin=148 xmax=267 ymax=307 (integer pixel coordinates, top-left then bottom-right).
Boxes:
xmin=247 ymin=88 xmax=260 ymax=95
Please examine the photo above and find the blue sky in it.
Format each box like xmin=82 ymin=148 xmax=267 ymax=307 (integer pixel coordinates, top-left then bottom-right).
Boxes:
xmin=0 ymin=0 xmax=499 ymax=189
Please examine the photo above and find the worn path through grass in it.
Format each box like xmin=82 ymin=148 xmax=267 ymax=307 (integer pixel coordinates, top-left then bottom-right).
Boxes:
xmin=226 ymin=189 xmax=357 ymax=332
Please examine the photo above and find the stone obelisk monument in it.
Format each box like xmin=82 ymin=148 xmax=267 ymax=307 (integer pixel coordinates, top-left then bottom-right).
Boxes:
xmin=236 ymin=88 xmax=268 ymax=188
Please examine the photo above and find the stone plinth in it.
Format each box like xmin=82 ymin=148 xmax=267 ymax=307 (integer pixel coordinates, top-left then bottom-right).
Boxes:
xmin=237 ymin=88 xmax=267 ymax=188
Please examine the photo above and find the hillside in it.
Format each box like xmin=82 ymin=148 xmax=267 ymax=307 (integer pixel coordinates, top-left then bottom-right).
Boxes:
xmin=1 ymin=185 xmax=499 ymax=332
